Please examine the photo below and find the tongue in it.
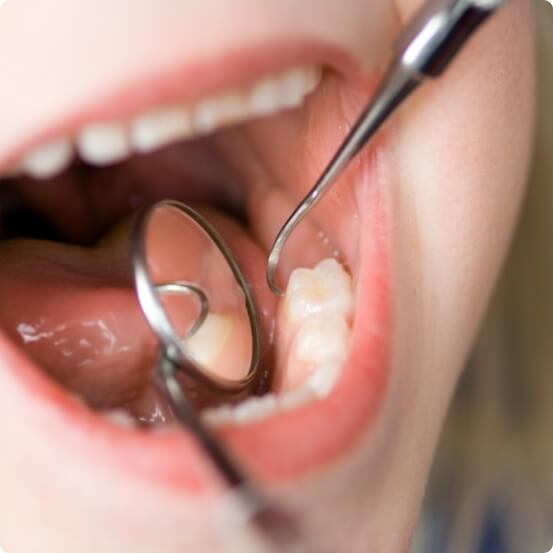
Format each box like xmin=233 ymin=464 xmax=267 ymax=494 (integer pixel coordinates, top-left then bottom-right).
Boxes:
xmin=0 ymin=207 xmax=276 ymax=419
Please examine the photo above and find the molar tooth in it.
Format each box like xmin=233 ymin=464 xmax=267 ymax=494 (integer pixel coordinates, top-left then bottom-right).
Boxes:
xmin=306 ymin=362 xmax=341 ymax=398
xmin=286 ymin=258 xmax=353 ymax=324
xmin=101 ymin=409 xmax=136 ymax=428
xmin=21 ymin=138 xmax=73 ymax=179
xmin=278 ymin=388 xmax=315 ymax=411
xmin=304 ymin=65 xmax=322 ymax=94
xmin=185 ymin=313 xmax=233 ymax=368
xmin=231 ymin=395 xmax=279 ymax=424
xmin=202 ymin=405 xmax=235 ymax=426
xmin=294 ymin=314 xmax=350 ymax=365
xmin=130 ymin=106 xmax=193 ymax=153
xmin=77 ymin=123 xmax=130 ymax=166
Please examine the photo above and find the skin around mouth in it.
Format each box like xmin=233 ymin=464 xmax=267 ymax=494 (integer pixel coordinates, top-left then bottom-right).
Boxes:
xmin=0 ymin=40 xmax=392 ymax=522
xmin=0 ymin=54 xmax=390 ymax=552
xmin=0 ymin=0 xmax=535 ymax=550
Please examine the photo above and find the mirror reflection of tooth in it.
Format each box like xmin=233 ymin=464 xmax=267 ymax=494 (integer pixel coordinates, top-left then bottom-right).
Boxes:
xmin=286 ymin=259 xmax=353 ymax=324
xmin=294 ymin=315 xmax=350 ymax=366
xmin=184 ymin=313 xmax=233 ymax=368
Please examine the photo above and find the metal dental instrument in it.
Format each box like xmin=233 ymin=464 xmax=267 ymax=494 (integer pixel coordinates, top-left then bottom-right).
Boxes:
xmin=131 ymin=200 xmax=312 ymax=552
xmin=267 ymin=0 xmax=506 ymax=295
xmin=132 ymin=200 xmax=262 ymax=397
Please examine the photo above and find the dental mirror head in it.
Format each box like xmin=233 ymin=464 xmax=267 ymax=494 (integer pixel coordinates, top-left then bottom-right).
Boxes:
xmin=131 ymin=200 xmax=262 ymax=400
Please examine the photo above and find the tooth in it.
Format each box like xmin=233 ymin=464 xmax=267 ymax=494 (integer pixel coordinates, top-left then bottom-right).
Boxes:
xmin=278 ymin=388 xmax=315 ymax=411
xmin=101 ymin=409 xmax=136 ymax=428
xmin=185 ymin=313 xmax=233 ymax=367
xmin=77 ymin=123 xmax=130 ymax=166
xmin=130 ymin=106 xmax=193 ymax=153
xmin=279 ymin=67 xmax=310 ymax=108
xmin=294 ymin=314 xmax=350 ymax=366
xmin=286 ymin=258 xmax=353 ymax=324
xmin=21 ymin=139 xmax=73 ymax=179
xmin=306 ymin=363 xmax=341 ymax=398
xmin=193 ymin=92 xmax=248 ymax=134
xmin=304 ymin=65 xmax=322 ymax=94
xmin=232 ymin=394 xmax=279 ymax=424
xmin=202 ymin=404 xmax=235 ymax=427
xmin=248 ymin=76 xmax=281 ymax=117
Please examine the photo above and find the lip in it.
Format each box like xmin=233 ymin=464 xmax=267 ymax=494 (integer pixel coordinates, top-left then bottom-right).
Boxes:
xmin=0 ymin=34 xmax=391 ymax=496
xmin=0 ymin=183 xmax=390 ymax=496
xmin=0 ymin=37 xmax=362 ymax=172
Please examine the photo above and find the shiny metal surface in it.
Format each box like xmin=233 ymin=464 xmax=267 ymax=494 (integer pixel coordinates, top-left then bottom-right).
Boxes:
xmin=131 ymin=200 xmax=314 ymax=551
xmin=131 ymin=199 xmax=262 ymax=395
xmin=266 ymin=0 xmax=506 ymax=295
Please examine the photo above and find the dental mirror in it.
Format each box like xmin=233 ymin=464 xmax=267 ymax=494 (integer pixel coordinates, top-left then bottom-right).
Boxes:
xmin=131 ymin=200 xmax=262 ymax=404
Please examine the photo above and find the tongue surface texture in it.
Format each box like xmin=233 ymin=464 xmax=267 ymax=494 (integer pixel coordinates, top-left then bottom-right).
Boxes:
xmin=0 ymin=207 xmax=277 ymax=415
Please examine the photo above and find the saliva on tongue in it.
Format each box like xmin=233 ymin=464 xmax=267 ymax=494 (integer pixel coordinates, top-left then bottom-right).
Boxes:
xmin=0 ymin=203 xmax=267 ymax=426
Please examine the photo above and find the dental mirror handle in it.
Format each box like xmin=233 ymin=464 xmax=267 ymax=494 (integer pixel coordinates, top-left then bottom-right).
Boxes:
xmin=157 ymin=355 xmax=314 ymax=552
xmin=266 ymin=0 xmax=506 ymax=296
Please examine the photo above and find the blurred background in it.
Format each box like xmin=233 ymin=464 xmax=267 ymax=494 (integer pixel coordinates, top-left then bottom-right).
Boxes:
xmin=412 ymin=5 xmax=553 ymax=550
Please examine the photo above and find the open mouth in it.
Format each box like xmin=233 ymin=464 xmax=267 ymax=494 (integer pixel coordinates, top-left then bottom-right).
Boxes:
xmin=0 ymin=39 xmax=391 ymax=495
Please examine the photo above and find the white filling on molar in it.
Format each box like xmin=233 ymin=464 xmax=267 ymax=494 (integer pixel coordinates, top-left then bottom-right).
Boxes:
xmin=77 ymin=122 xmax=130 ymax=165
xmin=130 ymin=106 xmax=193 ymax=153
xmin=21 ymin=139 xmax=73 ymax=180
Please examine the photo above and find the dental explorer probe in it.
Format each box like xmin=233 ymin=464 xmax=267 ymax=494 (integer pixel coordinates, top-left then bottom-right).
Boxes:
xmin=267 ymin=0 xmax=506 ymax=295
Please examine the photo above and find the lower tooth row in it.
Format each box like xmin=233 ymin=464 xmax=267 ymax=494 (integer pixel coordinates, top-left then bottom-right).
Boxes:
xmin=203 ymin=258 xmax=353 ymax=427
xmin=95 ymin=259 xmax=352 ymax=429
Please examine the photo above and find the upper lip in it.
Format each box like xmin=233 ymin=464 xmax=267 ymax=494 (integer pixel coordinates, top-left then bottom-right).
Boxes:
xmin=0 ymin=37 xmax=361 ymax=170
xmin=0 ymin=32 xmax=390 ymax=495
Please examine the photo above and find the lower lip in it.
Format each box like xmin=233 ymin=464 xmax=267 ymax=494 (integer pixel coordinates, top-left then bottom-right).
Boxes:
xmin=0 ymin=158 xmax=390 ymax=495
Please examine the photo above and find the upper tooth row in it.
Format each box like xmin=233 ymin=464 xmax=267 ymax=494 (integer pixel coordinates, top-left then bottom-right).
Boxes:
xmin=6 ymin=65 xmax=321 ymax=180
